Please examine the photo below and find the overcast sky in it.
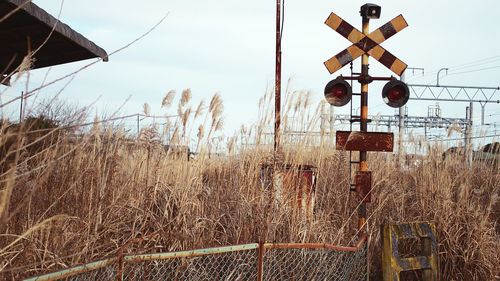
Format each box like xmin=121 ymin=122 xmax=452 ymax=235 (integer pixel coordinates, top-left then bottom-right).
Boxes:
xmin=3 ymin=0 xmax=500 ymax=140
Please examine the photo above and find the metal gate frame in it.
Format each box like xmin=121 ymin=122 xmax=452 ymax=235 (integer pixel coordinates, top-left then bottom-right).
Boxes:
xmin=25 ymin=235 xmax=368 ymax=281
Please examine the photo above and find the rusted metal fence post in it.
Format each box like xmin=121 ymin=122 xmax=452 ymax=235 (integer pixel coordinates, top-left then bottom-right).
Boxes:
xmin=257 ymin=242 xmax=265 ymax=281
xmin=116 ymin=248 xmax=124 ymax=281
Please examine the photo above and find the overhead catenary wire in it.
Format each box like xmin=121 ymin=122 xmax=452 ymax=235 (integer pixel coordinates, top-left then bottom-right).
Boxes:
xmin=406 ymin=54 xmax=500 ymax=84
xmin=403 ymin=134 xmax=499 ymax=142
xmin=447 ymin=59 xmax=500 ymax=73
xmin=447 ymin=65 xmax=500 ymax=76
xmin=446 ymin=54 xmax=500 ymax=70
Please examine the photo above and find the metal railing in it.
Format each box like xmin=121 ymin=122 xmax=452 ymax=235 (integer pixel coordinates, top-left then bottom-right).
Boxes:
xmin=25 ymin=236 xmax=368 ymax=281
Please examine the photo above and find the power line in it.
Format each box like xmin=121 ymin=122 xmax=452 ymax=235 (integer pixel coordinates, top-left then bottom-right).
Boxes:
xmin=406 ymin=54 xmax=500 ymax=83
xmin=447 ymin=65 xmax=500 ymax=76
xmin=449 ymin=58 xmax=500 ymax=72
xmin=446 ymin=54 xmax=500 ymax=70
xmin=403 ymin=134 xmax=499 ymax=142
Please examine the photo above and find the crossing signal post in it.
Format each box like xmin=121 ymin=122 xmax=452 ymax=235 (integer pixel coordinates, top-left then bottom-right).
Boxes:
xmin=323 ymin=5 xmax=410 ymax=234
xmin=323 ymin=5 xmax=439 ymax=281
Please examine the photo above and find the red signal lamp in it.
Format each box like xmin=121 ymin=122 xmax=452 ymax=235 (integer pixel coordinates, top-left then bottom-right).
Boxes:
xmin=324 ymin=77 xmax=352 ymax=107
xmin=382 ymin=80 xmax=410 ymax=108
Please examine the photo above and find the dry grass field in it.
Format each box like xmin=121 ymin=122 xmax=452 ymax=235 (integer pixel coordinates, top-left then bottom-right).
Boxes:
xmin=0 ymin=91 xmax=498 ymax=281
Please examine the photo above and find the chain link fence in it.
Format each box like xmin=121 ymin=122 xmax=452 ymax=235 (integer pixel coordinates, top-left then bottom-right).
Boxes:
xmin=121 ymin=244 xmax=259 ymax=281
xmin=263 ymin=243 xmax=367 ymax=280
xmin=25 ymin=238 xmax=367 ymax=281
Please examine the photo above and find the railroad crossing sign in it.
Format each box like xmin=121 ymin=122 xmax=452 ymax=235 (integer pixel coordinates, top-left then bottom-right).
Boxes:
xmin=323 ymin=5 xmax=413 ymax=240
xmin=324 ymin=13 xmax=408 ymax=76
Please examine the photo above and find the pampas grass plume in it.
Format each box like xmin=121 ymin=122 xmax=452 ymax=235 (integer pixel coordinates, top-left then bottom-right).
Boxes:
xmin=162 ymin=90 xmax=176 ymax=108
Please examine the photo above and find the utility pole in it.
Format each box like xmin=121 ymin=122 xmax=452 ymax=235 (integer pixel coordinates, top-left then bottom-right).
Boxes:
xmin=329 ymin=105 xmax=335 ymax=144
xmin=480 ymin=102 xmax=486 ymax=125
xmin=464 ymin=106 xmax=469 ymax=156
xmin=136 ymin=114 xmax=140 ymax=138
xmin=465 ymin=102 xmax=473 ymax=165
xmin=399 ymin=67 xmax=424 ymax=159
xmin=274 ymin=0 xmax=282 ymax=154
xmin=424 ymin=119 xmax=428 ymax=140
xmin=398 ymin=67 xmax=424 ymax=149
xmin=399 ymin=73 xmax=405 ymax=161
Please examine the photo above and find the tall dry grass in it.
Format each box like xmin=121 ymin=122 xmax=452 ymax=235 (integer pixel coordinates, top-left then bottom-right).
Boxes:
xmin=0 ymin=89 xmax=498 ymax=280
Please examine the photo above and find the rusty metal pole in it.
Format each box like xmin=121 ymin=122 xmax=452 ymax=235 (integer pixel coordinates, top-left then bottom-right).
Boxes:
xmin=358 ymin=15 xmax=370 ymax=233
xmin=257 ymin=242 xmax=265 ymax=281
xmin=275 ymin=0 xmax=282 ymax=153
xmin=261 ymin=0 xmax=282 ymax=259
xmin=398 ymin=72 xmax=405 ymax=166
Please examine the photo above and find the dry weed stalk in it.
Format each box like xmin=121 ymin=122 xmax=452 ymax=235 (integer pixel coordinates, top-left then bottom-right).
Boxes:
xmin=0 ymin=89 xmax=498 ymax=281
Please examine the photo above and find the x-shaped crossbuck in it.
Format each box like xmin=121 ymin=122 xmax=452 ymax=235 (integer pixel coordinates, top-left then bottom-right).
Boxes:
xmin=324 ymin=13 xmax=408 ymax=76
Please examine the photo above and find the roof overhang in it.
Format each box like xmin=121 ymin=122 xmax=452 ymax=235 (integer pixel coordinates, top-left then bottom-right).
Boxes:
xmin=0 ymin=0 xmax=108 ymax=83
